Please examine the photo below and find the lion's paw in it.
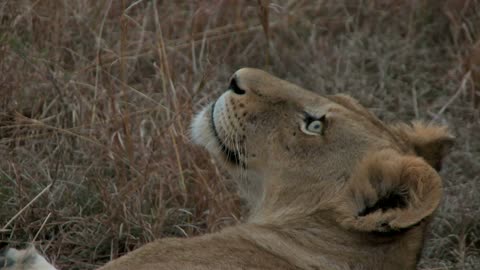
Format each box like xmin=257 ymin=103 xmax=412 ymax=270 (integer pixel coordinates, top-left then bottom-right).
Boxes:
xmin=0 ymin=244 xmax=56 ymax=270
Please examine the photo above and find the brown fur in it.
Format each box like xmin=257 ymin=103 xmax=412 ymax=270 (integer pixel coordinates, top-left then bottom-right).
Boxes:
xmin=98 ymin=68 xmax=453 ymax=270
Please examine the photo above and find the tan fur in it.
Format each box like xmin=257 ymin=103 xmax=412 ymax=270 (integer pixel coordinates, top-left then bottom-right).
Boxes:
xmin=98 ymin=68 xmax=453 ymax=270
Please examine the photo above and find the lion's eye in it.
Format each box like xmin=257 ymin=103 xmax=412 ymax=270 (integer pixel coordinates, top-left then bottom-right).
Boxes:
xmin=301 ymin=114 xmax=326 ymax=135
xmin=307 ymin=120 xmax=323 ymax=133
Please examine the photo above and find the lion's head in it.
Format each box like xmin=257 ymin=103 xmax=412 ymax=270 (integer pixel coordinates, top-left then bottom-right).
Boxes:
xmin=192 ymin=68 xmax=453 ymax=238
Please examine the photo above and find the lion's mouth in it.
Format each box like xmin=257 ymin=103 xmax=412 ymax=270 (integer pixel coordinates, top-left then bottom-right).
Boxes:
xmin=210 ymin=102 xmax=243 ymax=166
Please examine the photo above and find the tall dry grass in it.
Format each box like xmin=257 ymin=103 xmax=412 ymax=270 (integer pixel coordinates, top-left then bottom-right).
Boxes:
xmin=0 ymin=1 xmax=479 ymax=269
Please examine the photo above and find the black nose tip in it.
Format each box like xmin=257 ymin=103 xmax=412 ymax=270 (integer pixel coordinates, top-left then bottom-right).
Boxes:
xmin=229 ymin=78 xmax=246 ymax=95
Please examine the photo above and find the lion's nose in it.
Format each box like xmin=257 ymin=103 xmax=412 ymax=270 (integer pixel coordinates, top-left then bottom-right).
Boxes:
xmin=229 ymin=77 xmax=246 ymax=95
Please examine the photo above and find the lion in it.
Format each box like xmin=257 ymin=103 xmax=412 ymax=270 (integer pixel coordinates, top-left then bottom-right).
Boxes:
xmin=1 ymin=68 xmax=453 ymax=270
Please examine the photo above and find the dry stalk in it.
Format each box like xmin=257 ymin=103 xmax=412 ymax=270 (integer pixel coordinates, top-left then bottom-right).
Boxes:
xmin=1 ymin=184 xmax=52 ymax=232
xmin=257 ymin=0 xmax=271 ymax=67
xmin=120 ymin=0 xmax=135 ymax=169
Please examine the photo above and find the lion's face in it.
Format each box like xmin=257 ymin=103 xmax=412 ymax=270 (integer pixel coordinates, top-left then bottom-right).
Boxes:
xmin=192 ymin=68 xmax=452 ymax=234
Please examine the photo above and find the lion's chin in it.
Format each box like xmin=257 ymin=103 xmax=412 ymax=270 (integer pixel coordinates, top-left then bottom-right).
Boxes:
xmin=191 ymin=103 xmax=244 ymax=167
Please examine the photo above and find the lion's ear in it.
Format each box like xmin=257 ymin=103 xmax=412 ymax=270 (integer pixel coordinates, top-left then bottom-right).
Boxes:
xmin=391 ymin=121 xmax=454 ymax=171
xmin=335 ymin=150 xmax=442 ymax=234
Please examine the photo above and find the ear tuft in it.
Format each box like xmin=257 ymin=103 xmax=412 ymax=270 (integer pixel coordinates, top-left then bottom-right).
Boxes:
xmin=391 ymin=121 xmax=454 ymax=171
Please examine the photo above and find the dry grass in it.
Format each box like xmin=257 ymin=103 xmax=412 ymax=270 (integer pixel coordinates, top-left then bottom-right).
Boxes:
xmin=0 ymin=1 xmax=479 ymax=269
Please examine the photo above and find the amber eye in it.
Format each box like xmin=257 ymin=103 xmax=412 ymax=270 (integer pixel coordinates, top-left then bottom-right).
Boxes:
xmin=301 ymin=114 xmax=326 ymax=135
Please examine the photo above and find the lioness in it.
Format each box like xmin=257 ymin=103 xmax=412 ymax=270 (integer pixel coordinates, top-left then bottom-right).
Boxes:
xmin=1 ymin=68 xmax=453 ymax=270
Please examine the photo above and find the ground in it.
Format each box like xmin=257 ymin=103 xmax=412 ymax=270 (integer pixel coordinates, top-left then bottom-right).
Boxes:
xmin=0 ymin=1 xmax=479 ymax=269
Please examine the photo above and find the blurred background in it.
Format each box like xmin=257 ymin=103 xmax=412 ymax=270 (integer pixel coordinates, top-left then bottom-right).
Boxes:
xmin=0 ymin=0 xmax=479 ymax=269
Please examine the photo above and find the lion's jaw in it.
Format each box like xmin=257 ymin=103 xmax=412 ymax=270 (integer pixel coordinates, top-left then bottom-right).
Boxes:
xmin=191 ymin=68 xmax=452 ymax=269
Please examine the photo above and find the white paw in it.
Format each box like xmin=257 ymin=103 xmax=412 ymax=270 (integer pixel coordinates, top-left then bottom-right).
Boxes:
xmin=0 ymin=245 xmax=57 ymax=270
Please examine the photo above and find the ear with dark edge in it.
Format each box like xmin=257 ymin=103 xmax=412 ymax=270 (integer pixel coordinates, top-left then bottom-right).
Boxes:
xmin=391 ymin=121 xmax=454 ymax=171
xmin=335 ymin=150 xmax=443 ymax=234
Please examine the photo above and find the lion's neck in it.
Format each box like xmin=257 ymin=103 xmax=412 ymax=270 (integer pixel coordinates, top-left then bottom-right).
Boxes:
xmin=233 ymin=216 xmax=425 ymax=270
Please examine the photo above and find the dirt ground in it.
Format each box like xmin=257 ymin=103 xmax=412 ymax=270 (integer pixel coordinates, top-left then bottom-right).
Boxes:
xmin=0 ymin=1 xmax=479 ymax=269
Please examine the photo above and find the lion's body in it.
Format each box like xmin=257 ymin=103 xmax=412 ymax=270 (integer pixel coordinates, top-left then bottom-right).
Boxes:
xmin=99 ymin=226 xmax=299 ymax=270
xmin=98 ymin=222 xmax=426 ymax=270
xmin=2 ymin=68 xmax=453 ymax=270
